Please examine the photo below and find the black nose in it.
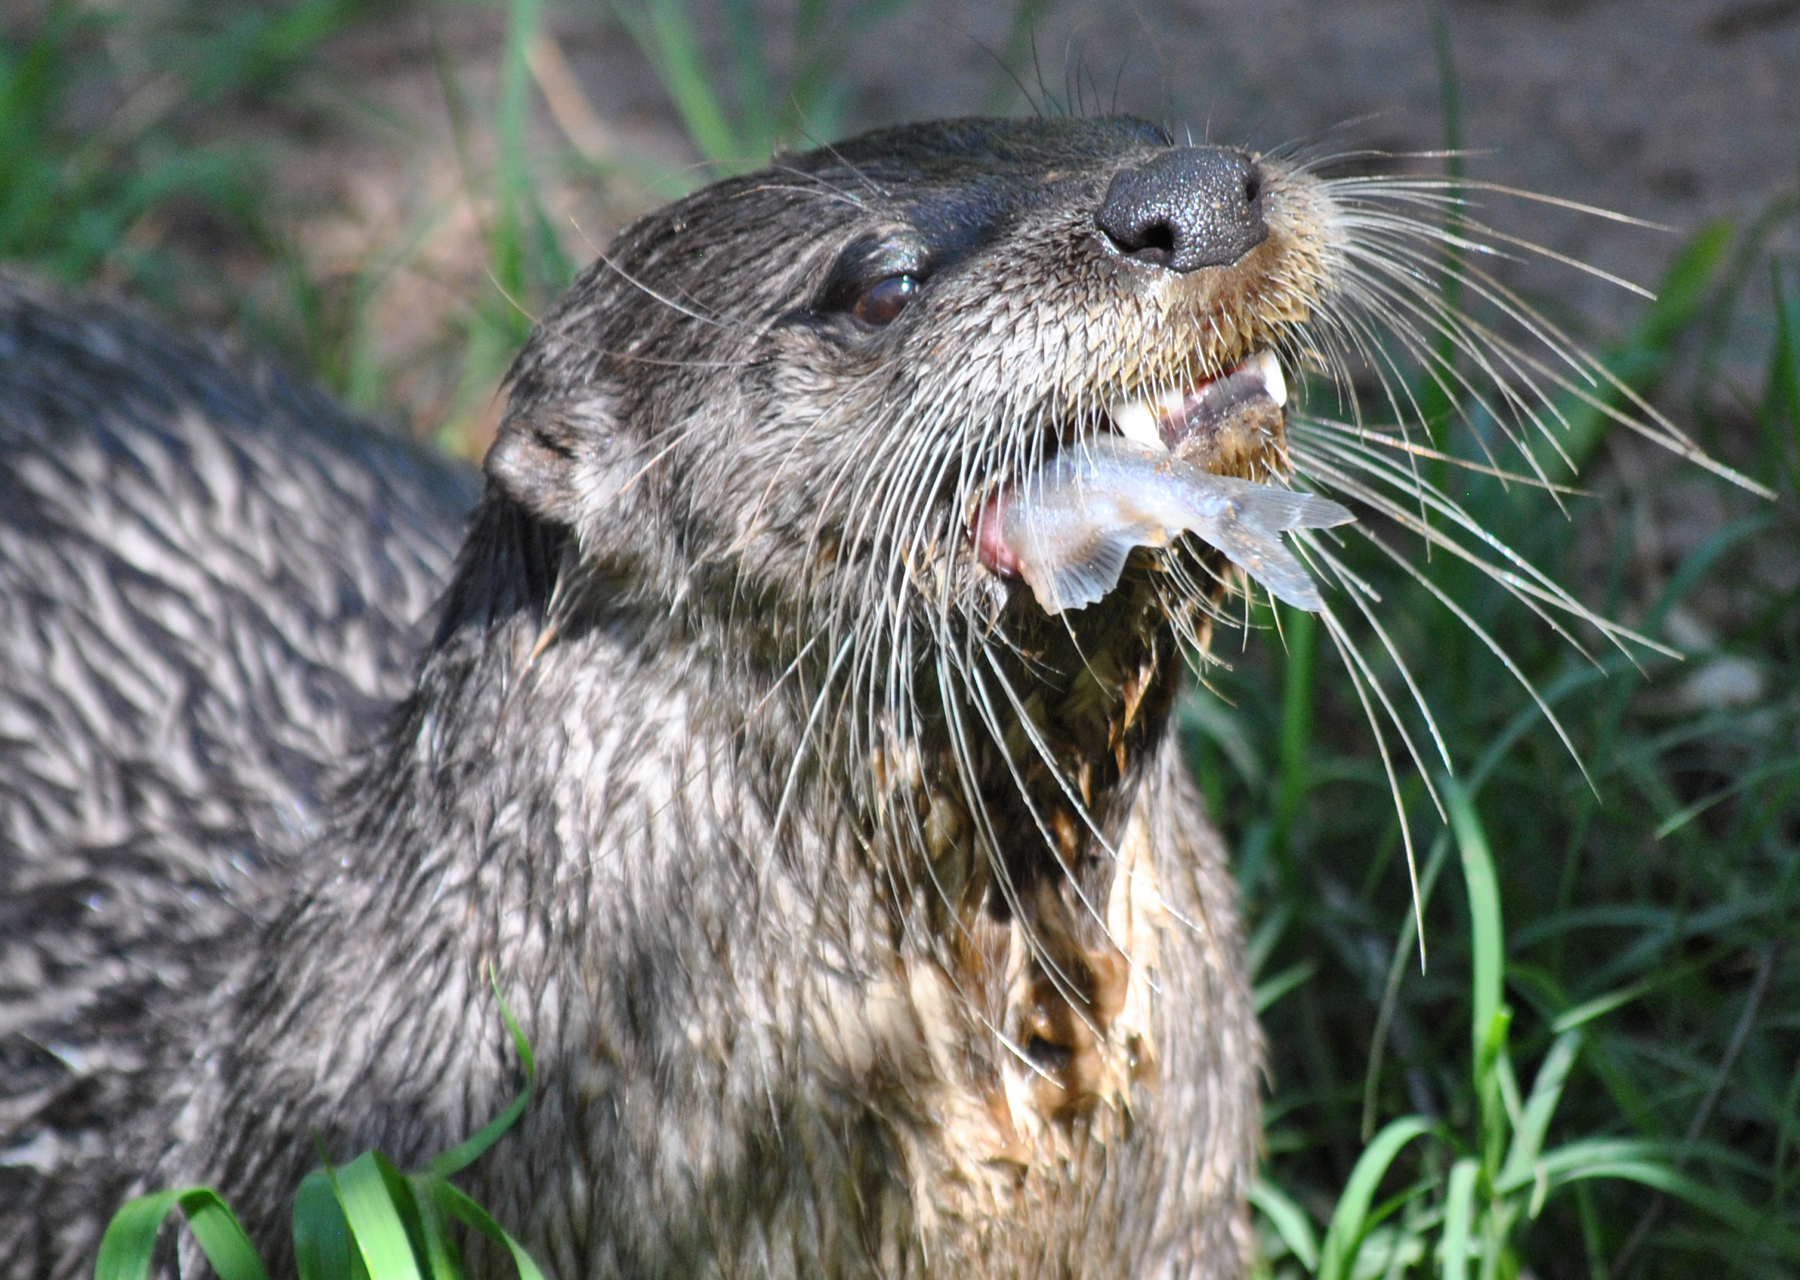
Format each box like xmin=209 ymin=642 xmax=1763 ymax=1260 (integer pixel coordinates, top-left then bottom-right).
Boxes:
xmin=1094 ymin=147 xmax=1268 ymax=272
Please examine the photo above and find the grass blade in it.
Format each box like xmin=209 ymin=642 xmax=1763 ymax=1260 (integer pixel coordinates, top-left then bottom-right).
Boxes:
xmin=1500 ymin=1030 xmax=1582 ymax=1190
xmin=615 ymin=0 xmax=741 ymax=167
xmin=293 ymin=1170 xmax=359 ymax=1280
xmin=1550 ymin=983 xmax=1649 ymax=1035
xmin=1446 ymin=774 xmax=1519 ymax=1180
xmin=433 ymin=1182 xmax=549 ymax=1280
xmin=1251 ymin=1176 xmax=1321 ymax=1272
xmin=95 ymin=1187 xmax=271 ymax=1280
xmin=1272 ymin=604 xmax=1318 ymax=877
xmin=1446 ymin=777 xmax=1504 ymax=1066
xmin=1549 ymin=222 xmax=1733 ymax=472
xmin=407 ymin=1173 xmax=465 ymax=1280
xmin=1438 ymin=1158 xmax=1479 ymax=1280
xmin=1254 ymin=958 xmax=1318 ymax=1014
xmin=1318 ymin=1116 xmax=1433 ymax=1280
xmin=1539 ymin=1156 xmax=1800 ymax=1260
xmin=430 ymin=976 xmax=535 ymax=1176
xmin=325 ymin=1153 xmax=424 ymax=1280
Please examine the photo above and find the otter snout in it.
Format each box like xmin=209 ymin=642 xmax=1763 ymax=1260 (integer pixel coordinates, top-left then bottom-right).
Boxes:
xmin=1094 ymin=146 xmax=1269 ymax=270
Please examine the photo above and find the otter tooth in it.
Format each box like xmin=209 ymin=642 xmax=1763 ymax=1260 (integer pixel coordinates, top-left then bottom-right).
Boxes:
xmin=1247 ymin=349 xmax=1287 ymax=407
xmin=1110 ymin=397 xmax=1168 ymax=451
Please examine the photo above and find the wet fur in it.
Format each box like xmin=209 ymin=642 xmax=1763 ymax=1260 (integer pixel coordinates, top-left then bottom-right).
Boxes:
xmin=1 ymin=114 xmax=1713 ymax=1278
xmin=0 ymin=275 xmax=479 ymax=1273
xmin=176 ymin=118 xmax=1269 ymax=1278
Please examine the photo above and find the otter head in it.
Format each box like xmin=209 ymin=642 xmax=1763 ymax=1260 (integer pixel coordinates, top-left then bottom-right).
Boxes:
xmin=488 ymin=114 xmax=1338 ymax=622
xmin=486 ymin=114 xmax=1339 ymax=747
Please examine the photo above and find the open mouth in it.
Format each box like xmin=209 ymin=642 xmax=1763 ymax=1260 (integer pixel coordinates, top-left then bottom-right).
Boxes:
xmin=1109 ymin=349 xmax=1288 ymax=462
xmin=973 ymin=349 xmax=1353 ymax=615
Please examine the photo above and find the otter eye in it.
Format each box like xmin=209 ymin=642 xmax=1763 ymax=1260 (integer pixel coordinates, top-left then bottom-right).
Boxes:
xmin=853 ymin=275 xmax=918 ymax=326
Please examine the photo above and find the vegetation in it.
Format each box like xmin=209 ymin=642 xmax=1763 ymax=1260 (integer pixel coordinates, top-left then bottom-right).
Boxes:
xmin=95 ymin=979 xmax=541 ymax=1280
xmin=4 ymin=0 xmax=1790 ymax=1276
xmin=1203 ymin=53 xmax=1800 ymax=1280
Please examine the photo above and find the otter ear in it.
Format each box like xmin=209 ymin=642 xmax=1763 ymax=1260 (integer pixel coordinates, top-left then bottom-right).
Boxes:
xmin=485 ymin=395 xmax=636 ymax=529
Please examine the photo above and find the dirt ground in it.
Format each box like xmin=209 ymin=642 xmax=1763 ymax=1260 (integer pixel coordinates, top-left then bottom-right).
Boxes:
xmin=269 ymin=0 xmax=1796 ymax=449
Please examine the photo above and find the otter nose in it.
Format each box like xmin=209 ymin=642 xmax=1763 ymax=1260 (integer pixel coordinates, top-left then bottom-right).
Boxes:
xmin=1094 ymin=147 xmax=1268 ymax=271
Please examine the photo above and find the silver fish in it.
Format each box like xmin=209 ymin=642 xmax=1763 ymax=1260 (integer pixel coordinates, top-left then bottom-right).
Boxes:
xmin=995 ymin=437 xmax=1355 ymax=614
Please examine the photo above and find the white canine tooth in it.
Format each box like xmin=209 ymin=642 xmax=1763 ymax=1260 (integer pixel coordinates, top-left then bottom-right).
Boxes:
xmin=1110 ymin=397 xmax=1167 ymax=451
xmin=1247 ymin=349 xmax=1287 ymax=407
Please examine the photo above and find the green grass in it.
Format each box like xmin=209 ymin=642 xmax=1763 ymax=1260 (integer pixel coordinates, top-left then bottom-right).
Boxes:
xmin=96 ymin=980 xmax=541 ymax=1280
xmin=1201 ymin=207 xmax=1800 ymax=1277
xmin=20 ymin=2 xmax=1794 ymax=1277
xmin=0 ymin=0 xmax=390 ymax=340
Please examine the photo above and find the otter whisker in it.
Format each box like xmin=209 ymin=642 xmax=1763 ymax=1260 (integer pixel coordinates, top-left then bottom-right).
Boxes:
xmin=932 ymin=647 xmax=1093 ymax=1007
xmin=962 ymin=655 xmax=1127 ymax=984
xmin=763 ymin=160 xmax=878 ymax=206
xmin=1291 ymin=439 xmax=1654 ymax=662
xmin=1304 ymin=289 xmax=1452 ymax=527
xmin=1317 ymin=197 xmax=1769 ymax=500
xmin=1345 ymin=205 xmax=1657 ymax=303
xmin=1336 ymin=173 xmax=1676 ymax=232
xmin=731 ymin=181 xmax=867 ymax=211
xmin=1407 ymin=263 xmax=1770 ymax=495
xmin=1331 ymin=512 xmax=1600 ymax=788
xmin=1308 ymin=417 xmax=1590 ymax=492
xmin=1301 ymin=537 xmax=1454 ymax=786
xmin=972 ymin=644 xmax=1126 ymax=904
xmin=584 ymin=243 xmax=738 ymax=328
xmin=772 ymin=635 xmax=856 ymax=844
xmin=1325 ymin=258 xmax=1563 ymax=477
xmin=1331 ymin=237 xmax=1600 ymax=448
xmin=1316 ymin=600 xmax=1430 ymax=953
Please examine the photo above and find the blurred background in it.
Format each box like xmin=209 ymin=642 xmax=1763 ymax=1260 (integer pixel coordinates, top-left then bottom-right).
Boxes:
xmin=3 ymin=0 xmax=1797 ymax=1275
xmin=8 ymin=0 xmax=1794 ymax=449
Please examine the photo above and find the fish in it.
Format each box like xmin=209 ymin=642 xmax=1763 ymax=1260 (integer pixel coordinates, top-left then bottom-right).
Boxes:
xmin=980 ymin=435 xmax=1356 ymax=615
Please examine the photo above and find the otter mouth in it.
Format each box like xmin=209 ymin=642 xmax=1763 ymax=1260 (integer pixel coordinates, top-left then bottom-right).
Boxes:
xmin=1108 ymin=348 xmax=1288 ymax=460
xmin=973 ymin=349 xmax=1353 ymax=615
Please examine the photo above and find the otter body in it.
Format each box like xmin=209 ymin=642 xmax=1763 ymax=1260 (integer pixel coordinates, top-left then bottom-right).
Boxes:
xmin=3 ymin=116 xmax=1366 ymax=1277
xmin=0 ymin=276 xmax=480 ymax=1272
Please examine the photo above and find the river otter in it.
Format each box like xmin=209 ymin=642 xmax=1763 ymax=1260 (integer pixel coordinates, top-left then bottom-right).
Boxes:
xmin=0 ymin=116 xmax=1698 ymax=1278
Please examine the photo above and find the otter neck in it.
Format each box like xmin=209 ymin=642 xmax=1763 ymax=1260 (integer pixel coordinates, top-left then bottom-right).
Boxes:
xmin=381 ymin=498 xmax=1194 ymax=1129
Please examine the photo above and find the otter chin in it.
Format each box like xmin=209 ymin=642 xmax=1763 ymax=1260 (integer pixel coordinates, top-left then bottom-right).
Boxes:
xmin=3 ymin=114 xmax=1667 ymax=1280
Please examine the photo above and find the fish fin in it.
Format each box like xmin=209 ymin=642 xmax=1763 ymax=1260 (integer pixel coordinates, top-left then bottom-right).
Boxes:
xmin=1027 ymin=524 xmax=1150 ymax=614
xmin=1194 ymin=516 xmax=1326 ymax=612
